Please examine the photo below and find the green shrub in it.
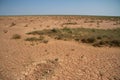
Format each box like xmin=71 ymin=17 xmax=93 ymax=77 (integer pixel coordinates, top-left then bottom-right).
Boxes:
xmin=86 ymin=37 xmax=96 ymax=43
xmin=81 ymin=37 xmax=95 ymax=43
xmin=109 ymin=40 xmax=120 ymax=47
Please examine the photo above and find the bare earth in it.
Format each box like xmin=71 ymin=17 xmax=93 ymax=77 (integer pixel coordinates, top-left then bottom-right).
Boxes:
xmin=0 ymin=16 xmax=120 ymax=80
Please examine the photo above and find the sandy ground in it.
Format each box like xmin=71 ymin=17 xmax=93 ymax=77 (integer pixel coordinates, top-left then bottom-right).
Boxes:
xmin=0 ymin=16 xmax=120 ymax=80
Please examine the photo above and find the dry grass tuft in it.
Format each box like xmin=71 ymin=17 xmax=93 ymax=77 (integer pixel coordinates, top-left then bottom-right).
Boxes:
xmin=10 ymin=22 xmax=16 ymax=27
xmin=12 ymin=34 xmax=21 ymax=39
xmin=25 ymin=35 xmax=49 ymax=44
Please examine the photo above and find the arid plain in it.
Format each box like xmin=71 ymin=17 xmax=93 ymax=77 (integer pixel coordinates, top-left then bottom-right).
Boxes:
xmin=0 ymin=16 xmax=120 ymax=80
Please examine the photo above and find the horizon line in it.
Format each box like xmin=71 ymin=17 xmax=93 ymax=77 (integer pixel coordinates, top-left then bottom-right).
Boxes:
xmin=0 ymin=14 xmax=120 ymax=17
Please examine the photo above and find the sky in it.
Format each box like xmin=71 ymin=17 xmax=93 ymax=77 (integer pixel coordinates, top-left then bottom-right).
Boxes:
xmin=0 ymin=0 xmax=120 ymax=16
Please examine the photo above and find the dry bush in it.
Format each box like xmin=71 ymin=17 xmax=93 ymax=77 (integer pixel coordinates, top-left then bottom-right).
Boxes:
xmin=25 ymin=37 xmax=40 ymax=41
xmin=25 ymin=35 xmax=49 ymax=44
xmin=12 ymin=34 xmax=21 ymax=39
xmin=62 ymin=22 xmax=77 ymax=26
xmin=43 ymin=40 xmax=48 ymax=43
xmin=10 ymin=22 xmax=16 ymax=27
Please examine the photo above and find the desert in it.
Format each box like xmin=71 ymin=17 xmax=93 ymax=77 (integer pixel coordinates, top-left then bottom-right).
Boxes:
xmin=0 ymin=16 xmax=120 ymax=80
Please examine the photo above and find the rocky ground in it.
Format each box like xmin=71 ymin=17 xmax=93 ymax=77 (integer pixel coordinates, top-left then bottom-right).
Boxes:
xmin=0 ymin=16 xmax=120 ymax=80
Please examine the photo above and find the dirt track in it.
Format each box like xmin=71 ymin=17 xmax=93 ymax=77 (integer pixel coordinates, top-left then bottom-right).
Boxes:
xmin=0 ymin=16 xmax=120 ymax=80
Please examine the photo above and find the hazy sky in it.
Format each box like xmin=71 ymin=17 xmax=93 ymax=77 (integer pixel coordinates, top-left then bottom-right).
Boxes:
xmin=0 ymin=0 xmax=120 ymax=16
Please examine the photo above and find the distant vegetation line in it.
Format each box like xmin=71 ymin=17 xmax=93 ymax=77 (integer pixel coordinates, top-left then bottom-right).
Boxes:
xmin=25 ymin=27 xmax=120 ymax=47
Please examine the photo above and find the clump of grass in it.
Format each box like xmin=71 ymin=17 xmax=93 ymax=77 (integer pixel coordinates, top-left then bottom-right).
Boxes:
xmin=81 ymin=37 xmax=96 ymax=43
xmin=25 ymin=35 xmax=49 ymax=44
xmin=51 ymin=28 xmax=58 ymax=33
xmin=12 ymin=34 xmax=21 ymax=39
xmin=26 ymin=28 xmax=120 ymax=47
xmin=54 ymin=58 xmax=59 ymax=62
xmin=25 ymin=37 xmax=40 ymax=41
xmin=43 ymin=40 xmax=48 ymax=43
xmin=93 ymin=39 xmax=120 ymax=47
xmin=10 ymin=22 xmax=16 ymax=27
xmin=84 ymin=20 xmax=96 ymax=23
xmin=97 ymin=36 xmax=102 ymax=39
xmin=63 ymin=22 xmax=77 ymax=25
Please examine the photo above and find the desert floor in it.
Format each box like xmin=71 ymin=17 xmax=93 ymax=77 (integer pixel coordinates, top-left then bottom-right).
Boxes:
xmin=0 ymin=16 xmax=120 ymax=80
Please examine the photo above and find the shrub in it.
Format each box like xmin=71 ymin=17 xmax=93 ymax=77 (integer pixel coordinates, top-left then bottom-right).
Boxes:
xmin=63 ymin=22 xmax=77 ymax=25
xmin=12 ymin=34 xmax=21 ymax=39
xmin=97 ymin=36 xmax=102 ymax=39
xmin=10 ymin=22 xmax=16 ymax=27
xmin=87 ymin=37 xmax=95 ymax=43
xmin=109 ymin=40 xmax=120 ymax=47
xmin=43 ymin=40 xmax=48 ymax=43
xmin=93 ymin=41 xmax=106 ymax=47
xmin=27 ymin=31 xmax=44 ymax=35
xmin=55 ymin=36 xmax=62 ymax=40
xmin=81 ymin=38 xmax=87 ymax=43
xmin=74 ymin=38 xmax=80 ymax=41
xmin=93 ymin=43 xmax=101 ymax=47
xmin=99 ymin=41 xmax=106 ymax=45
xmin=51 ymin=28 xmax=58 ymax=33
xmin=39 ymin=35 xmax=45 ymax=40
xmin=25 ymin=36 xmax=49 ymax=44
xmin=54 ymin=58 xmax=59 ymax=61
xmin=25 ymin=37 xmax=39 ymax=41
xmin=92 ymin=29 xmax=95 ymax=32
xmin=62 ymin=27 xmax=72 ymax=33
xmin=81 ymin=37 xmax=95 ymax=43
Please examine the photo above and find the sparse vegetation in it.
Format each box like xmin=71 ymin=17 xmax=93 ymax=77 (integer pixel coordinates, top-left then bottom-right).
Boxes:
xmin=10 ymin=22 xmax=16 ymax=27
xmin=1 ymin=16 xmax=120 ymax=80
xmin=26 ymin=27 xmax=120 ymax=47
xmin=62 ymin=22 xmax=77 ymax=25
xmin=12 ymin=34 xmax=21 ymax=39
xmin=25 ymin=37 xmax=41 ymax=41
xmin=25 ymin=35 xmax=48 ymax=44
xmin=81 ymin=37 xmax=96 ymax=43
xmin=43 ymin=40 xmax=48 ymax=43
xmin=84 ymin=20 xmax=95 ymax=23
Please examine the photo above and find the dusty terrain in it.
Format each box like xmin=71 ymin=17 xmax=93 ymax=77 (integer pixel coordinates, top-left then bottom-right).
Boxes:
xmin=0 ymin=16 xmax=120 ymax=80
